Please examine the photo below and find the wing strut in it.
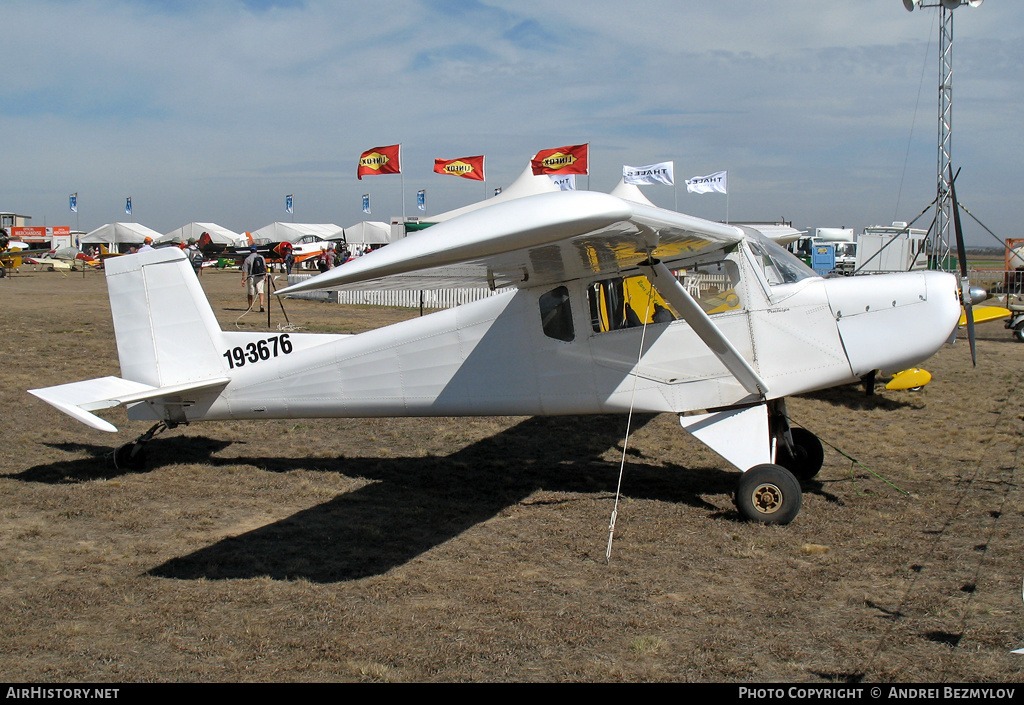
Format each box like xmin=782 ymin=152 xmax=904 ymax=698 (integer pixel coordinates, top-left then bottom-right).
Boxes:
xmin=639 ymin=259 xmax=768 ymax=398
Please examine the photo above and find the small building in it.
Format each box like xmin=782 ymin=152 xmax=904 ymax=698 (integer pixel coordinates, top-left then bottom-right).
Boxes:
xmin=0 ymin=212 xmax=31 ymax=229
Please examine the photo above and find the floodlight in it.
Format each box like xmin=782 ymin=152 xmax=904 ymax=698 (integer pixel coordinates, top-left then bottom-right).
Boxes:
xmin=941 ymin=0 xmax=963 ymax=9
xmin=903 ymin=0 xmax=919 ymax=11
xmin=968 ymin=0 xmax=984 ymax=7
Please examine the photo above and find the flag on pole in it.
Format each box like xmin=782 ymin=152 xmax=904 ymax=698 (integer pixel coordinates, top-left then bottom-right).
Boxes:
xmin=125 ymin=197 xmax=132 ymax=215
xmin=531 ymin=144 xmax=589 ymax=176
xmin=623 ymin=161 xmax=674 ymax=186
xmin=685 ymin=171 xmax=727 ymax=194
xmin=285 ymin=194 xmax=293 ymax=214
xmin=357 ymin=144 xmax=401 ymax=180
xmin=417 ymin=190 xmax=426 ymax=211
xmin=433 ymin=155 xmax=485 ymax=181
xmin=69 ymin=193 xmax=77 ymax=213
xmin=362 ymin=194 xmax=371 ymax=214
xmin=551 ymin=174 xmax=576 ymax=191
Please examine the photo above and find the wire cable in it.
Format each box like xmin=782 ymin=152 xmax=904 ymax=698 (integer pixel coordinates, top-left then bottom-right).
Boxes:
xmin=605 ymin=282 xmax=656 ymax=564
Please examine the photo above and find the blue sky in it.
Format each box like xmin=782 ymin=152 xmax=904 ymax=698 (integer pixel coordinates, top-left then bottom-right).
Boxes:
xmin=3 ymin=0 xmax=1021 ymax=245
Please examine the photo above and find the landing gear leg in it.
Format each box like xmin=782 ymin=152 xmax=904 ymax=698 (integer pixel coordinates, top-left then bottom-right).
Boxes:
xmin=111 ymin=421 xmax=176 ymax=470
xmin=861 ymin=370 xmax=877 ymax=396
xmin=769 ymin=400 xmax=824 ymax=482
xmin=679 ymin=401 xmax=810 ymax=524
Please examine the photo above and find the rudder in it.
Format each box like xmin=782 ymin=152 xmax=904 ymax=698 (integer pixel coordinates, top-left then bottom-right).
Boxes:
xmin=105 ymin=248 xmax=226 ymax=388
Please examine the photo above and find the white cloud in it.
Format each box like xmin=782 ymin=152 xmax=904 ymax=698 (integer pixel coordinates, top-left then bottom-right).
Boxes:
xmin=1 ymin=0 xmax=1020 ymax=243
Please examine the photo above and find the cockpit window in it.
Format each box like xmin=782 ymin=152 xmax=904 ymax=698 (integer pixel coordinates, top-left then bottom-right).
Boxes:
xmin=589 ymin=276 xmax=667 ymax=333
xmin=588 ymin=264 xmax=742 ymax=333
xmin=678 ymin=260 xmax=743 ymax=315
xmin=746 ymin=234 xmax=818 ymax=286
xmin=539 ymin=286 xmax=574 ymax=342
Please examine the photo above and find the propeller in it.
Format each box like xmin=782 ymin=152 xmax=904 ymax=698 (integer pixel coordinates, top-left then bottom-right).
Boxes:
xmin=949 ymin=166 xmax=977 ymax=366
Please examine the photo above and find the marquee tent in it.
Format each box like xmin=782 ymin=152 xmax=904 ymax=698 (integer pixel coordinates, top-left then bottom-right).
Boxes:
xmin=430 ymin=164 xmax=560 ymax=223
xmin=250 ymin=223 xmax=343 ymax=244
xmin=80 ymin=222 xmax=163 ymax=248
xmin=158 ymin=222 xmax=244 ymax=247
xmin=342 ymin=221 xmax=391 ymax=247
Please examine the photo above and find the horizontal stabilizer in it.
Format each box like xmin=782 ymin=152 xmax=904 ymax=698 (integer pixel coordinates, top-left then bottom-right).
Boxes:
xmin=29 ymin=376 xmax=230 ymax=432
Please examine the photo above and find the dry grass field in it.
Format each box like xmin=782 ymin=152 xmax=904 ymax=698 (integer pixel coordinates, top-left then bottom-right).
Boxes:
xmin=1 ymin=264 xmax=1022 ymax=683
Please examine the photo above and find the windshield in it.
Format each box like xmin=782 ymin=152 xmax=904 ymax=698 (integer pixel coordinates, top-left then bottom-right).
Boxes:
xmin=745 ymin=232 xmax=818 ymax=286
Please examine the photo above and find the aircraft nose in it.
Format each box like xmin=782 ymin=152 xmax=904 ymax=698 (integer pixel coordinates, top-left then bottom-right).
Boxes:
xmin=824 ymin=271 xmax=960 ymax=376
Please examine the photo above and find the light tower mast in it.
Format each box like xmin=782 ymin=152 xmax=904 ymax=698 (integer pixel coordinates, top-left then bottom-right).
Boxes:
xmin=903 ymin=0 xmax=983 ymax=268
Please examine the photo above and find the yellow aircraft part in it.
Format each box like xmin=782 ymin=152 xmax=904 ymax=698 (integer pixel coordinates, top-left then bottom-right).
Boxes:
xmin=1 ymin=255 xmax=23 ymax=269
xmin=885 ymin=368 xmax=932 ymax=391
xmin=959 ymin=305 xmax=1011 ymax=327
xmin=622 ymin=275 xmax=669 ymax=324
xmin=703 ymin=288 xmax=742 ymax=315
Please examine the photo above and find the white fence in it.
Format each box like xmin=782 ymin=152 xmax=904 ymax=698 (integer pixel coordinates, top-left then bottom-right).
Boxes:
xmin=283 ymin=273 xmax=508 ymax=309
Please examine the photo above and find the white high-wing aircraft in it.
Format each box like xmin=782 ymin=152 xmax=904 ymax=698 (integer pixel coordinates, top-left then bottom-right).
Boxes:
xmin=28 ymin=190 xmax=963 ymax=524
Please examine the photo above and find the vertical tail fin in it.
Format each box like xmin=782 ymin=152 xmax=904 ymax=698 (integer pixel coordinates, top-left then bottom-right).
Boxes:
xmin=106 ymin=248 xmax=226 ymax=387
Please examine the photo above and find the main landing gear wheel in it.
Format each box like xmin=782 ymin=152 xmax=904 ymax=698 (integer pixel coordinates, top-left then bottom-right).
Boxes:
xmin=775 ymin=427 xmax=824 ymax=482
xmin=735 ymin=464 xmax=802 ymax=525
xmin=1013 ymin=321 xmax=1024 ymax=342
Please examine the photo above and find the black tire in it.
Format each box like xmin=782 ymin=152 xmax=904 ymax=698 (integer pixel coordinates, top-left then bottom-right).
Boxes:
xmin=735 ymin=464 xmax=802 ymax=525
xmin=775 ymin=427 xmax=824 ymax=481
xmin=113 ymin=442 xmax=146 ymax=470
xmin=1014 ymin=321 xmax=1024 ymax=342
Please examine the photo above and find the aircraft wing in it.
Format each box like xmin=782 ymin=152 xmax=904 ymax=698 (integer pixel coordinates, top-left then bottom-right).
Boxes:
xmin=277 ymin=191 xmax=745 ymax=295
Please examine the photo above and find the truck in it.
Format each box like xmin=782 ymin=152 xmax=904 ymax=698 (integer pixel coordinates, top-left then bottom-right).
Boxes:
xmin=790 ymin=223 xmax=928 ymax=275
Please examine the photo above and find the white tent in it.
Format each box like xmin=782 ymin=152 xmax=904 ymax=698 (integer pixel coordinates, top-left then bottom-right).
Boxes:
xmin=80 ymin=222 xmax=163 ymax=247
xmin=250 ymin=223 xmax=343 ymax=244
xmin=430 ymin=164 xmax=560 ymax=223
xmin=342 ymin=221 xmax=391 ymax=246
xmin=158 ymin=222 xmax=243 ymax=247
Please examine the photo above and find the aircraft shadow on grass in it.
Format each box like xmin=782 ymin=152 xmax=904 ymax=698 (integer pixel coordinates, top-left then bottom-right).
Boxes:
xmin=129 ymin=414 xmax=739 ymax=583
xmin=15 ymin=415 xmax=844 ymax=583
xmin=797 ymin=384 xmax=920 ymax=412
xmin=14 ymin=438 xmax=235 ymax=483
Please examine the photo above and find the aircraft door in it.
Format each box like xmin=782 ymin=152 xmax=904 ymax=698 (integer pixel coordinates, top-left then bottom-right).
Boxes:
xmin=584 ymin=264 xmax=756 ymax=412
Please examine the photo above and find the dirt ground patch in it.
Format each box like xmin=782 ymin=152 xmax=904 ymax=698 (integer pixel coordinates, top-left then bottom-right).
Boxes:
xmin=1 ymin=264 xmax=1022 ymax=682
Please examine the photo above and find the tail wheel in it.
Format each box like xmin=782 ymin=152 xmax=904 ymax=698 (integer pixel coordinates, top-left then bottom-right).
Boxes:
xmin=112 ymin=442 xmax=147 ymax=470
xmin=735 ymin=464 xmax=802 ymax=525
xmin=775 ymin=427 xmax=824 ymax=481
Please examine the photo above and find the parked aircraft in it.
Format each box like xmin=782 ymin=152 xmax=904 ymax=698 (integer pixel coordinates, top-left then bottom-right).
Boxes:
xmin=23 ymin=245 xmax=100 ymax=272
xmin=28 ymin=190 xmax=970 ymax=524
xmin=0 ymin=228 xmax=51 ymax=273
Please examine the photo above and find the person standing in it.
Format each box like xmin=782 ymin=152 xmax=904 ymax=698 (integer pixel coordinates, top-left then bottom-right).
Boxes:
xmin=241 ymin=246 xmax=267 ymax=312
xmin=185 ymin=238 xmax=204 ymax=273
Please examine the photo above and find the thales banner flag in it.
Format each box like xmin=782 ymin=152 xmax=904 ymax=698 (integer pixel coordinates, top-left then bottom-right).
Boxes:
xmin=531 ymin=144 xmax=588 ymax=176
xmin=551 ymin=174 xmax=576 ymax=191
xmin=69 ymin=193 xmax=77 ymax=213
xmin=285 ymin=194 xmax=293 ymax=214
xmin=357 ymin=144 xmax=401 ymax=180
xmin=685 ymin=171 xmax=728 ymax=194
xmin=434 ymin=155 xmax=485 ymax=181
xmin=623 ymin=161 xmax=674 ymax=186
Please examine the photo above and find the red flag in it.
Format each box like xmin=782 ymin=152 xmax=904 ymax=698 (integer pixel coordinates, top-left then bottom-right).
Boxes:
xmin=531 ymin=144 xmax=589 ymax=176
xmin=357 ymin=144 xmax=401 ymax=180
xmin=433 ymin=155 xmax=486 ymax=181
